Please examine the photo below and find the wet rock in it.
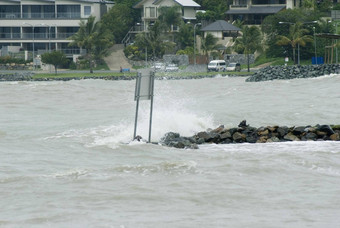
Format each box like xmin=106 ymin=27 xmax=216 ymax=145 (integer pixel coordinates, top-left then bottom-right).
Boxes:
xmin=267 ymin=136 xmax=280 ymax=143
xmin=256 ymin=136 xmax=268 ymax=143
xmin=293 ymin=126 xmax=306 ymax=135
xmin=277 ymin=126 xmax=289 ymax=137
xmin=304 ymin=132 xmax=318 ymax=141
xmin=284 ymin=133 xmax=300 ymax=141
xmin=330 ymin=133 xmax=340 ymax=141
xmin=238 ymin=120 xmax=248 ymax=128
xmin=220 ymin=131 xmax=232 ymax=140
xmin=317 ymin=125 xmax=335 ymax=136
xmin=245 ymin=134 xmax=257 ymax=143
xmin=210 ymin=125 xmax=225 ymax=134
xmin=233 ymin=132 xmax=246 ymax=143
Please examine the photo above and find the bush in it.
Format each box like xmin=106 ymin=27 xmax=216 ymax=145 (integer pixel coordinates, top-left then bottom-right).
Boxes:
xmin=0 ymin=56 xmax=28 ymax=64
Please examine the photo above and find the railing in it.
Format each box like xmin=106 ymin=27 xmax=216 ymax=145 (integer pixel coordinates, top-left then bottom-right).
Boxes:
xmin=230 ymin=5 xmax=248 ymax=8
xmin=0 ymin=33 xmax=21 ymax=39
xmin=0 ymin=12 xmax=80 ymax=19
xmin=37 ymin=49 xmax=85 ymax=55
xmin=57 ymin=13 xmax=81 ymax=19
xmin=22 ymin=13 xmax=56 ymax=19
xmin=243 ymin=20 xmax=263 ymax=25
xmin=0 ymin=13 xmax=20 ymax=18
xmin=0 ymin=33 xmax=75 ymax=40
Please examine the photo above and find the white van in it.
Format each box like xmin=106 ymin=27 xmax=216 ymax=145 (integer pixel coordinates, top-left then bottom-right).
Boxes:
xmin=207 ymin=60 xmax=226 ymax=72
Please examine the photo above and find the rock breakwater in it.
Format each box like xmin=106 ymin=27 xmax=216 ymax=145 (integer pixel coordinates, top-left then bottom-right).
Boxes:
xmin=0 ymin=72 xmax=34 ymax=81
xmin=160 ymin=120 xmax=340 ymax=149
xmin=246 ymin=64 xmax=340 ymax=82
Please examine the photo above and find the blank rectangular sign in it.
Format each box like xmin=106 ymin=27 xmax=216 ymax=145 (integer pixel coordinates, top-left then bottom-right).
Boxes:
xmin=135 ymin=69 xmax=154 ymax=101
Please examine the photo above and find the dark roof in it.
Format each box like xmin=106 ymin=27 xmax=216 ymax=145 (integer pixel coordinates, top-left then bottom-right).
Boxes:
xmin=226 ymin=5 xmax=285 ymax=15
xmin=200 ymin=20 xmax=241 ymax=32
xmin=316 ymin=33 xmax=340 ymax=39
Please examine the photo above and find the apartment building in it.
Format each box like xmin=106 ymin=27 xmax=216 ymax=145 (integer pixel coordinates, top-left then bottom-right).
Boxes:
xmin=0 ymin=0 xmax=114 ymax=58
xmin=226 ymin=0 xmax=302 ymax=25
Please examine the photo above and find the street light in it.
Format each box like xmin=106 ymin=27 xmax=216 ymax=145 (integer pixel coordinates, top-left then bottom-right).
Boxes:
xmin=23 ymin=22 xmax=35 ymax=69
xmin=194 ymin=23 xmax=201 ymax=66
xmin=313 ymin=27 xmax=317 ymax=64
xmin=279 ymin=21 xmax=317 ymax=65
xmin=329 ymin=20 xmax=339 ymax=64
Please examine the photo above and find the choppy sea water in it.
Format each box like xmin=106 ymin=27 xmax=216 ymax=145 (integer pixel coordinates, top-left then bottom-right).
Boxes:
xmin=0 ymin=74 xmax=339 ymax=227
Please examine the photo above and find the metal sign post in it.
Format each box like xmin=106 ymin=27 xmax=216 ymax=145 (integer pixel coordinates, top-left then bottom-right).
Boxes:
xmin=133 ymin=69 xmax=155 ymax=142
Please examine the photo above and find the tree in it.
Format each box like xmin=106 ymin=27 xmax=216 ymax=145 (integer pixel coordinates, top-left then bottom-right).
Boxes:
xmin=68 ymin=16 xmax=114 ymax=73
xmin=261 ymin=8 xmax=320 ymax=58
xmin=276 ymin=22 xmax=314 ymax=64
xmin=101 ymin=3 xmax=135 ymax=43
xmin=200 ymin=33 xmax=219 ymax=62
xmin=176 ymin=21 xmax=194 ymax=50
xmin=199 ymin=0 xmax=231 ymax=20
xmin=41 ymin=51 xmax=68 ymax=75
xmin=234 ymin=26 xmax=262 ymax=72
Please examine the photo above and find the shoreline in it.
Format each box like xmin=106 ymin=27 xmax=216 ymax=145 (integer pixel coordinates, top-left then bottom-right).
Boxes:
xmin=0 ymin=72 xmax=251 ymax=81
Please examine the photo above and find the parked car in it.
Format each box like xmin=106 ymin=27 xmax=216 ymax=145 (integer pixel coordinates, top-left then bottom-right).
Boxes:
xmin=226 ymin=62 xmax=241 ymax=72
xmin=165 ymin=63 xmax=179 ymax=72
xmin=152 ymin=62 xmax=166 ymax=71
xmin=207 ymin=60 xmax=226 ymax=72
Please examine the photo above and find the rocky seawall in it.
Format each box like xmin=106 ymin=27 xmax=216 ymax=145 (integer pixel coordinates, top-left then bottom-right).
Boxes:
xmin=160 ymin=120 xmax=340 ymax=149
xmin=0 ymin=72 xmax=245 ymax=81
xmin=246 ymin=64 xmax=340 ymax=82
xmin=0 ymin=72 xmax=34 ymax=81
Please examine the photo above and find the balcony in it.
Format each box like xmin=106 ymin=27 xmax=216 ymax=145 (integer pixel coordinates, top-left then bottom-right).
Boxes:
xmin=0 ymin=32 xmax=75 ymax=40
xmin=0 ymin=13 xmax=20 ymax=19
xmin=0 ymin=12 xmax=81 ymax=19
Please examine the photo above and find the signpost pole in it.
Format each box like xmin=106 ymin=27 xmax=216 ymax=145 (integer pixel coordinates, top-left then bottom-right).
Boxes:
xmin=133 ymin=69 xmax=155 ymax=143
xmin=148 ymin=72 xmax=155 ymax=142
xmin=133 ymin=72 xmax=141 ymax=140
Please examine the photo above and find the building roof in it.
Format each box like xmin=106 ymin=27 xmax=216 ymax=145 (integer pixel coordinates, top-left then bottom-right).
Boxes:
xmin=3 ymin=0 xmax=114 ymax=3
xmin=134 ymin=0 xmax=200 ymax=8
xmin=200 ymin=20 xmax=241 ymax=32
xmin=316 ymin=33 xmax=340 ymax=39
xmin=226 ymin=5 xmax=285 ymax=15
xmin=164 ymin=0 xmax=200 ymax=7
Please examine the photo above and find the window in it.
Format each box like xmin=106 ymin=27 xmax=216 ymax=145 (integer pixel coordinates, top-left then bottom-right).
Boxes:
xmin=145 ymin=7 xmax=156 ymax=18
xmin=57 ymin=5 xmax=80 ymax=18
xmin=84 ymin=6 xmax=91 ymax=16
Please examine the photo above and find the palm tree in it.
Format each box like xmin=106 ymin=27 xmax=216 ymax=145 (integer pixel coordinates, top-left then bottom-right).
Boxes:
xmin=234 ymin=26 xmax=262 ymax=72
xmin=68 ymin=16 xmax=114 ymax=73
xmin=276 ymin=22 xmax=313 ymax=64
xmin=158 ymin=6 xmax=182 ymax=33
xmin=200 ymin=33 xmax=219 ymax=63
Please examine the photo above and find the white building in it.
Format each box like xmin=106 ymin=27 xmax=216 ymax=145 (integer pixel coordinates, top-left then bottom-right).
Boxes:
xmin=0 ymin=0 xmax=114 ymax=58
xmin=133 ymin=0 xmax=200 ymax=30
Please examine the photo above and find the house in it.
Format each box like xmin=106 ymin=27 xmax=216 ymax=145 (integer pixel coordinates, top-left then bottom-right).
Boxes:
xmin=200 ymin=20 xmax=241 ymax=40
xmin=0 ymin=0 xmax=114 ymax=59
xmin=122 ymin=0 xmax=200 ymax=45
xmin=226 ymin=0 xmax=302 ymax=25
xmin=133 ymin=0 xmax=200 ymax=31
